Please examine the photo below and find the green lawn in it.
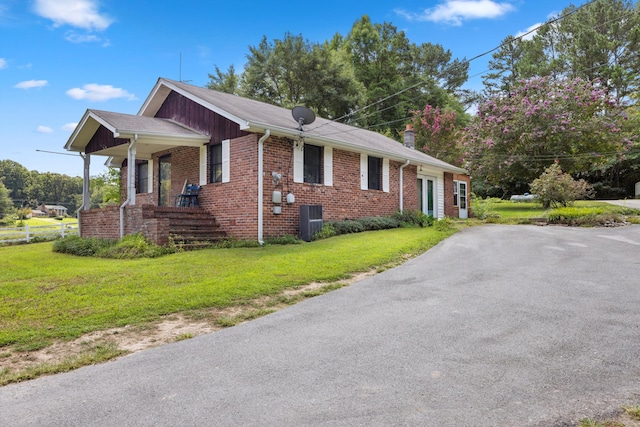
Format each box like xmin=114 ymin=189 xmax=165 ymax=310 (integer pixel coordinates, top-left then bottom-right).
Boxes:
xmin=20 ymin=217 xmax=78 ymax=226
xmin=0 ymin=226 xmax=458 ymax=350
xmin=0 ymin=218 xmax=78 ymax=244
xmin=491 ymin=200 xmax=618 ymax=219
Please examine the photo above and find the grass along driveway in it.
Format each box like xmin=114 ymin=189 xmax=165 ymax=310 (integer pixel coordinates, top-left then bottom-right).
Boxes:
xmin=0 ymin=225 xmax=458 ymax=384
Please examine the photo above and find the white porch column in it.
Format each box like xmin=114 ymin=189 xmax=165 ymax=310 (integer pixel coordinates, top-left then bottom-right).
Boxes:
xmin=82 ymin=153 xmax=90 ymax=210
xmin=127 ymin=137 xmax=137 ymax=205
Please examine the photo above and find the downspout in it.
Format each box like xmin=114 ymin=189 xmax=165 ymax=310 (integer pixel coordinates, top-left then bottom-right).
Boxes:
xmin=399 ymin=160 xmax=410 ymax=212
xmin=257 ymin=129 xmax=271 ymax=245
xmin=120 ymin=135 xmax=138 ymax=238
xmin=76 ymin=152 xmax=91 ymax=236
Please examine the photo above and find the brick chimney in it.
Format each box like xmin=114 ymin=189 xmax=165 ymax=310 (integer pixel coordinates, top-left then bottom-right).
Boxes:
xmin=404 ymin=124 xmax=415 ymax=149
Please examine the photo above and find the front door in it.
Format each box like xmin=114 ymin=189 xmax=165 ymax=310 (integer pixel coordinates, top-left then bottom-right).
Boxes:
xmin=417 ymin=177 xmax=436 ymax=218
xmin=159 ymin=155 xmax=171 ymax=207
xmin=459 ymin=181 xmax=468 ymax=219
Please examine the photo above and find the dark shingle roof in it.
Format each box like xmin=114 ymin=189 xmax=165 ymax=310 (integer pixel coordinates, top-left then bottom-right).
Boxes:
xmin=144 ymin=78 xmax=465 ymax=173
xmin=89 ymin=110 xmax=206 ymax=137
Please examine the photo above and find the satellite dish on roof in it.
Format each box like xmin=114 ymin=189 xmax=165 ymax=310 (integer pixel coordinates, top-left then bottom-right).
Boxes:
xmin=292 ymin=106 xmax=316 ymax=130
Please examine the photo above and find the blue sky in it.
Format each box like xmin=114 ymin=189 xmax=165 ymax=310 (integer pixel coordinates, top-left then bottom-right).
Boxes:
xmin=1 ymin=0 xmax=570 ymax=177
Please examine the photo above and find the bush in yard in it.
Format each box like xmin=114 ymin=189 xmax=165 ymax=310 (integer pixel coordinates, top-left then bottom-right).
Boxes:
xmin=315 ymin=216 xmax=402 ymax=239
xmin=392 ymin=210 xmax=434 ymax=227
xmin=53 ymin=234 xmax=176 ymax=258
xmin=546 ymin=206 xmax=639 ymax=226
xmin=312 ymin=223 xmax=336 ymax=240
xmin=469 ymin=194 xmax=500 ymax=220
xmin=530 ymin=162 xmax=594 ymax=209
xmin=358 ymin=216 xmax=401 ymax=230
xmin=0 ymin=214 xmax=15 ymax=226
xmin=433 ymin=217 xmax=455 ymax=231
xmin=331 ymin=220 xmax=365 ymax=235
xmin=53 ymin=235 xmax=115 ymax=257
xmin=99 ymin=234 xmax=176 ymax=258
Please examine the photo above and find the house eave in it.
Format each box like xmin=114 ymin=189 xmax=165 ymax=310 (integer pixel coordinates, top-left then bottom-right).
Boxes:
xmin=245 ymin=120 xmax=467 ymax=175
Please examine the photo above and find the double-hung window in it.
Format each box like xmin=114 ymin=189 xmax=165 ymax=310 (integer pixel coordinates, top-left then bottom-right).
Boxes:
xmin=303 ymin=144 xmax=322 ymax=184
xmin=453 ymin=181 xmax=459 ymax=206
xmin=367 ymin=156 xmax=382 ymax=191
xmin=294 ymin=143 xmax=332 ymax=185
xmin=136 ymin=161 xmax=149 ymax=193
xmin=210 ymin=143 xmax=223 ymax=183
xmin=360 ymin=154 xmax=389 ymax=192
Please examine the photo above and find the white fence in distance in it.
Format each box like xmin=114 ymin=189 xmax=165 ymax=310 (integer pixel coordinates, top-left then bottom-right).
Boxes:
xmin=0 ymin=222 xmax=79 ymax=243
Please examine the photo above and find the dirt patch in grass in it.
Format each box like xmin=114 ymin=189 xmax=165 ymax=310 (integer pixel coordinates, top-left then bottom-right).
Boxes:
xmin=0 ymin=270 xmax=375 ymax=384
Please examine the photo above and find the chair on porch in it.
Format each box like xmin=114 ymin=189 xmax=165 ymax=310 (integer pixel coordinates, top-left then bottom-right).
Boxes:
xmin=175 ymin=184 xmax=201 ymax=207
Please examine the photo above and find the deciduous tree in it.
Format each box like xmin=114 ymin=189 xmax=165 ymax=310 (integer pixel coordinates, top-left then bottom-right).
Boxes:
xmin=0 ymin=182 xmax=13 ymax=217
xmin=462 ymin=76 xmax=635 ymax=196
xmin=412 ymin=104 xmax=464 ymax=166
xmin=530 ymin=162 xmax=594 ymax=208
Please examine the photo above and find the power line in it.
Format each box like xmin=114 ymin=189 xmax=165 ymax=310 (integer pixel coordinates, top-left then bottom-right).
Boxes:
xmin=311 ymin=0 xmax=604 ymax=135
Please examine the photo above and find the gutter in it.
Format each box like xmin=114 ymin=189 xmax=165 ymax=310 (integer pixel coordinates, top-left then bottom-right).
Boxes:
xmin=119 ymin=199 xmax=130 ymax=239
xmin=257 ymin=130 xmax=271 ymax=245
xmin=244 ymin=120 xmax=467 ymax=175
xmin=399 ymin=160 xmax=410 ymax=212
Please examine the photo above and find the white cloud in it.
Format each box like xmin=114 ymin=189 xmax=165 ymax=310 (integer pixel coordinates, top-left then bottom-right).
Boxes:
xmin=65 ymin=31 xmax=100 ymax=43
xmin=396 ymin=0 xmax=515 ymax=26
xmin=62 ymin=123 xmax=78 ymax=131
xmin=33 ymin=0 xmax=113 ymax=31
xmin=515 ymin=23 xmax=542 ymax=41
xmin=66 ymin=83 xmax=136 ymax=101
xmin=37 ymin=126 xmax=53 ymax=134
xmin=64 ymin=30 xmax=111 ymax=46
xmin=15 ymin=79 xmax=49 ymax=89
xmin=0 ymin=58 xmax=7 ymax=69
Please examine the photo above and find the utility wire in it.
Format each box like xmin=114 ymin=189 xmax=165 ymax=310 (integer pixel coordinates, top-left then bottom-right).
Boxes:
xmin=310 ymin=0 xmax=603 ymax=135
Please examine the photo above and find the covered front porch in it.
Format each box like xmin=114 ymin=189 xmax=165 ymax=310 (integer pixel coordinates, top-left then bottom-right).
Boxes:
xmin=65 ymin=109 xmax=218 ymax=244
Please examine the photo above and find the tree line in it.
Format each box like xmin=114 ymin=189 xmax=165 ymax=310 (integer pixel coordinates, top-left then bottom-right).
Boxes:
xmin=210 ymin=1 xmax=640 ymax=198
xmin=0 ymin=159 xmax=119 ymax=220
xmin=207 ymin=15 xmax=472 ymax=138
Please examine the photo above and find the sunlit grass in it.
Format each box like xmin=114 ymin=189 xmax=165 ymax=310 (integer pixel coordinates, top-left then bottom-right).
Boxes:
xmin=0 ymin=226 xmax=457 ymax=350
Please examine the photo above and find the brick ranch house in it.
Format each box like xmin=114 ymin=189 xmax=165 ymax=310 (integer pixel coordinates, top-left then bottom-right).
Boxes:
xmin=64 ymin=78 xmax=470 ymax=244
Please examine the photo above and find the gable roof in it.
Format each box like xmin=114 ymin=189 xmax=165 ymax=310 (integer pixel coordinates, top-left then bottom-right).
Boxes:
xmin=140 ymin=78 xmax=466 ymax=174
xmin=64 ymin=109 xmax=210 ymax=162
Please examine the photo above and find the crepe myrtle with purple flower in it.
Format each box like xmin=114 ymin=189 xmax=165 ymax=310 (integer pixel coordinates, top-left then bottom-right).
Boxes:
xmin=461 ymin=76 xmax=635 ymax=197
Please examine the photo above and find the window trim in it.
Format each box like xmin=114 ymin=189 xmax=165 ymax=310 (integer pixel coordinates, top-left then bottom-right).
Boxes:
xmin=361 ymin=154 xmax=389 ymax=192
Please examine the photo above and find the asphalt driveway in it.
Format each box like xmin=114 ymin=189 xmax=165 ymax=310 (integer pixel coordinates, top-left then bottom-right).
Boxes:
xmin=1 ymin=225 xmax=639 ymax=426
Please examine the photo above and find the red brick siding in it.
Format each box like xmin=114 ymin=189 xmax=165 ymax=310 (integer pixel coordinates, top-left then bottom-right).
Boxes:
xmin=201 ymin=134 xmax=259 ymax=240
xmin=260 ymin=136 xmax=418 ymax=238
xmin=114 ymin=134 xmax=422 ymax=241
xmin=79 ymin=206 xmax=120 ymax=240
xmin=79 ymin=205 xmax=169 ymax=244
xmin=443 ymin=172 xmax=472 ymax=218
